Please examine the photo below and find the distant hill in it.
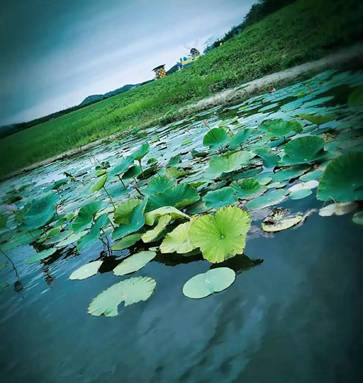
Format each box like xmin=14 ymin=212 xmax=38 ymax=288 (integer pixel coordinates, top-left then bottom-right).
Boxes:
xmin=80 ymin=84 xmax=138 ymax=106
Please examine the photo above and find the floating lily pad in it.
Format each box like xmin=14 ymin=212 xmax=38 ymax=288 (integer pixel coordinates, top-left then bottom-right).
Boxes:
xmin=160 ymin=221 xmax=196 ymax=254
xmin=69 ymin=260 xmax=103 ymax=280
xmin=203 ymin=187 xmax=237 ymax=209
xmin=182 ymin=267 xmax=236 ymax=299
xmin=203 ymin=128 xmax=229 ymax=150
xmin=289 ymin=189 xmax=312 ymax=200
xmin=254 ymin=147 xmax=280 ymax=168
xmin=23 ymin=193 xmax=58 ymax=229
xmin=111 ymin=233 xmax=142 ymax=251
xmin=88 ymin=276 xmax=156 ymax=317
xmin=300 ymin=169 xmax=323 ymax=182
xmin=317 ymin=152 xmax=363 ymax=202
xmin=246 ymin=189 xmax=286 ymax=210
xmin=231 ymin=178 xmax=262 ymax=199
xmin=113 ymin=251 xmax=156 ymax=275
xmin=288 ymin=180 xmax=319 ymax=193
xmin=282 ymin=135 xmax=325 ymax=165
xmin=319 ymin=202 xmax=358 ymax=217
xmin=228 ymin=129 xmax=254 ymax=150
xmin=206 ymin=151 xmax=254 ymax=178
xmin=272 ymin=166 xmax=308 ymax=182
xmin=260 ymin=119 xmax=302 ymax=137
xmin=261 ymin=209 xmax=303 ymax=232
xmin=189 ymin=206 xmax=251 ymax=263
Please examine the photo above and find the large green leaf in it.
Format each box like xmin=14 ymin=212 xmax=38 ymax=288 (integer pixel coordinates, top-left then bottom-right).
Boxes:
xmin=77 ymin=214 xmax=109 ymax=251
xmin=254 ymin=147 xmax=280 ymax=168
xmin=203 ymin=127 xmax=229 ymax=150
xmin=72 ymin=201 xmax=102 ymax=232
xmin=109 ymin=157 xmax=134 ymax=177
xmin=111 ymin=233 xmax=142 ymax=251
xmin=317 ymin=152 xmax=363 ymax=202
xmin=272 ymin=166 xmax=308 ymax=182
xmin=189 ymin=206 xmax=251 ymax=263
xmin=206 ymin=151 xmax=254 ymax=178
xmin=23 ymin=193 xmax=58 ymax=229
xmin=88 ymin=276 xmax=156 ymax=317
xmin=144 ymin=175 xmax=175 ymax=195
xmin=114 ymin=199 xmax=140 ymax=225
xmin=113 ymin=251 xmax=156 ymax=275
xmin=228 ymin=129 xmax=254 ymax=150
xmin=182 ymin=267 xmax=236 ymax=299
xmin=91 ymin=174 xmax=107 ymax=192
xmin=131 ymin=143 xmax=150 ymax=161
xmin=282 ymin=135 xmax=325 ymax=164
xmin=246 ymin=189 xmax=286 ymax=210
xmin=260 ymin=119 xmax=302 ymax=137
xmin=112 ymin=199 xmax=147 ymax=240
xmin=160 ymin=221 xmax=196 ymax=254
xmin=203 ymin=187 xmax=237 ymax=209
xmin=147 ymin=184 xmax=200 ymax=210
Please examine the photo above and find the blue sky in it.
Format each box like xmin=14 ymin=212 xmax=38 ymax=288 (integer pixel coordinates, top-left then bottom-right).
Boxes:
xmin=0 ymin=0 xmax=255 ymax=125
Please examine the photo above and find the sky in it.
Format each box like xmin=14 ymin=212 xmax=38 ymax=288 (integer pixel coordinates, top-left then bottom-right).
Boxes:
xmin=0 ymin=0 xmax=255 ymax=126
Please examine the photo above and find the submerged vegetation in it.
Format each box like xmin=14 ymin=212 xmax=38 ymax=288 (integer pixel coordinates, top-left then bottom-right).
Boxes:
xmin=1 ymin=0 xmax=363 ymax=177
xmin=1 ymin=69 xmax=362 ymax=317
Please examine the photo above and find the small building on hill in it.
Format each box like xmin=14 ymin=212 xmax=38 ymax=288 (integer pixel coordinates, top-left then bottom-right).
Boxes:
xmin=152 ymin=64 xmax=167 ymax=79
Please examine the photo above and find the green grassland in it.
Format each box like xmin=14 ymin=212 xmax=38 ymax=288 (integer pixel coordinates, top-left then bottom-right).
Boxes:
xmin=1 ymin=0 xmax=362 ymax=177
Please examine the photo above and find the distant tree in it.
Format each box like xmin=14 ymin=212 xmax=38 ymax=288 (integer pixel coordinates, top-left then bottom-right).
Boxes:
xmin=205 ymin=0 xmax=296 ymax=52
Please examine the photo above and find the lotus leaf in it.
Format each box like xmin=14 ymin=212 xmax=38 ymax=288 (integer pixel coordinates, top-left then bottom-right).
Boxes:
xmin=260 ymin=119 xmax=302 ymax=137
xmin=111 ymin=233 xmax=142 ymax=251
xmin=319 ymin=202 xmax=358 ymax=217
xmin=189 ymin=206 xmax=251 ymax=263
xmin=288 ymin=180 xmax=319 ymax=193
xmin=88 ymin=276 xmax=156 ymax=317
xmin=272 ymin=166 xmax=308 ymax=182
xmin=203 ymin=127 xmax=229 ymax=150
xmin=203 ymin=187 xmax=237 ymax=209
xmin=145 ymin=206 xmax=189 ymax=225
xmin=206 ymin=151 xmax=254 ymax=178
xmin=112 ymin=199 xmax=147 ymax=240
xmin=69 ymin=260 xmax=103 ymax=280
xmin=160 ymin=221 xmax=196 ymax=254
xmin=254 ymin=147 xmax=280 ymax=168
xmin=300 ymin=169 xmax=323 ymax=181
xmin=261 ymin=209 xmax=303 ymax=232
xmin=182 ymin=267 xmax=235 ymax=299
xmin=114 ymin=199 xmax=140 ymax=225
xmin=113 ymin=251 xmax=156 ymax=275
xmin=23 ymin=193 xmax=58 ymax=229
xmin=91 ymin=174 xmax=107 ymax=192
xmin=282 ymin=135 xmax=325 ymax=164
xmin=145 ymin=175 xmax=175 ymax=195
xmin=72 ymin=201 xmax=102 ymax=232
xmin=228 ymin=129 xmax=254 ymax=150
xmin=123 ymin=164 xmax=142 ymax=179
xmin=56 ymin=231 xmax=88 ymax=248
xmin=142 ymin=215 xmax=172 ymax=243
xmin=231 ymin=178 xmax=262 ymax=199
xmin=299 ymin=114 xmax=336 ymax=125
xmin=246 ymin=189 xmax=286 ymax=210
xmin=289 ymin=189 xmax=312 ymax=200
xmin=109 ymin=157 xmax=134 ymax=177
xmin=77 ymin=214 xmax=109 ymax=251
xmin=317 ymin=152 xmax=363 ymax=202
xmin=131 ymin=143 xmax=150 ymax=161
xmin=147 ymin=184 xmax=200 ymax=210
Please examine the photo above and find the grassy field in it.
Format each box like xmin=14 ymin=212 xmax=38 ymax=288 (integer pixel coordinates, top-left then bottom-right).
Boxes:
xmin=1 ymin=0 xmax=362 ymax=177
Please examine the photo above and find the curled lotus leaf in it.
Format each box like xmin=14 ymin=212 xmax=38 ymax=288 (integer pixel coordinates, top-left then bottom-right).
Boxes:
xmin=113 ymin=251 xmax=156 ymax=275
xmin=91 ymin=174 xmax=107 ymax=192
xmin=109 ymin=157 xmax=134 ymax=177
xmin=182 ymin=267 xmax=236 ymax=299
xmin=317 ymin=152 xmax=363 ymax=202
xmin=145 ymin=206 xmax=189 ymax=226
xmin=203 ymin=127 xmax=229 ymax=150
xmin=142 ymin=215 xmax=172 ymax=243
xmin=189 ymin=206 xmax=251 ymax=263
xmin=69 ymin=260 xmax=103 ymax=280
xmin=254 ymin=147 xmax=280 ymax=168
xmin=72 ymin=201 xmax=102 ymax=232
xmin=114 ymin=199 xmax=140 ymax=225
xmin=88 ymin=276 xmax=156 ymax=317
xmin=160 ymin=221 xmax=196 ymax=254
xmin=77 ymin=214 xmax=109 ymax=251
xmin=131 ymin=143 xmax=150 ymax=161
xmin=123 ymin=164 xmax=142 ymax=180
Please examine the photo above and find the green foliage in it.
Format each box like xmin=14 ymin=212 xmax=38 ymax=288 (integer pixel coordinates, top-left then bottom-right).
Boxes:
xmin=260 ymin=119 xmax=302 ymax=137
xmin=203 ymin=128 xmax=229 ymax=150
xmin=203 ymin=187 xmax=237 ymax=209
xmin=317 ymin=152 xmax=363 ymax=202
xmin=282 ymin=135 xmax=325 ymax=164
xmin=206 ymin=151 xmax=254 ymax=178
xmin=113 ymin=251 xmax=156 ymax=275
xmin=231 ymin=178 xmax=262 ymax=199
xmin=23 ymin=193 xmax=58 ymax=229
xmin=91 ymin=175 xmax=107 ymax=192
xmin=72 ymin=201 xmax=102 ymax=232
xmin=160 ymin=221 xmax=196 ymax=254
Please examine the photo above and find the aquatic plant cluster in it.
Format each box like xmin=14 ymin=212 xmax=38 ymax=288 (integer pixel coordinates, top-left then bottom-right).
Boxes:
xmin=0 ymin=70 xmax=362 ymax=317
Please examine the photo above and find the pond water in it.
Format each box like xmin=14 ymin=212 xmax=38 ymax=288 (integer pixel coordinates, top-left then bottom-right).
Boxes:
xmin=0 ymin=69 xmax=363 ymax=382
